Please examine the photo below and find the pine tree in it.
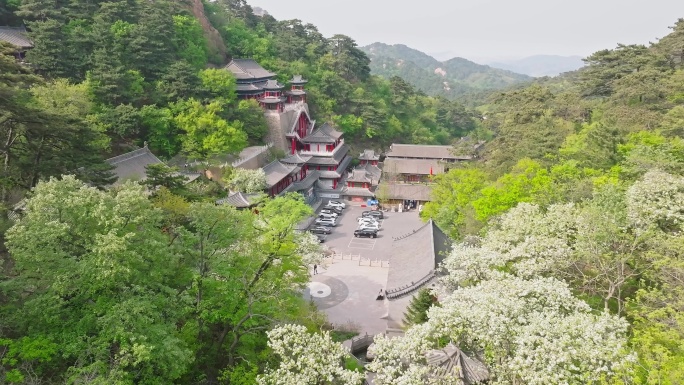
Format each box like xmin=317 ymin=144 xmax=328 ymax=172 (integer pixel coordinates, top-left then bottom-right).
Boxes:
xmin=403 ymin=288 xmax=439 ymax=326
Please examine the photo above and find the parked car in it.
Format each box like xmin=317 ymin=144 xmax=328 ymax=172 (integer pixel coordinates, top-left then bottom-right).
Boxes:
xmin=354 ymin=228 xmax=378 ymax=238
xmin=357 ymin=218 xmax=380 ymax=226
xmin=358 ymin=223 xmax=380 ymax=231
xmin=320 ymin=208 xmax=341 ymax=216
xmin=322 ymin=206 xmax=343 ymax=215
xmin=362 ymin=210 xmax=384 ymax=219
xmin=315 ymin=218 xmax=337 ymax=227
xmin=354 ymin=229 xmax=378 ymax=238
xmin=326 ymin=201 xmax=346 ymax=209
xmin=318 ymin=212 xmax=338 ymax=220
xmin=357 ymin=216 xmax=379 ymax=223
xmin=309 ymin=226 xmax=332 ymax=235
xmin=315 ymin=234 xmax=327 ymax=243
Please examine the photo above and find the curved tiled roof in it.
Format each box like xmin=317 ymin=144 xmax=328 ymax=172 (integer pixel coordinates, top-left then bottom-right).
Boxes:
xmin=290 ymin=74 xmax=308 ymax=84
xmin=280 ymin=152 xmax=312 ymax=165
xmin=426 ymin=343 xmax=490 ymax=384
xmin=0 ymin=26 xmax=32 ymax=49
xmin=105 ymin=146 xmax=163 ymax=185
xmin=347 ymin=169 xmax=372 ymax=183
xmin=359 ymin=149 xmax=380 ymax=161
xmin=262 ymin=160 xmax=298 ymax=188
xmin=225 ymin=59 xmax=276 ymax=80
xmin=263 ymin=79 xmax=284 ymax=90
xmin=216 ymin=192 xmax=262 ymax=208
xmin=301 ymin=123 xmax=344 ymax=143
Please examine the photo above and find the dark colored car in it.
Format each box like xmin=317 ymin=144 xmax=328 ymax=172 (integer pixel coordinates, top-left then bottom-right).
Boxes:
xmin=315 ymin=234 xmax=327 ymax=243
xmin=362 ymin=210 xmax=384 ymax=219
xmin=354 ymin=228 xmax=378 ymax=238
xmin=309 ymin=226 xmax=332 ymax=235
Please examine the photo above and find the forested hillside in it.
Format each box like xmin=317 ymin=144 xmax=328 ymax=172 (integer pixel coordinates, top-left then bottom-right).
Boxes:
xmin=1 ymin=0 xmax=684 ymax=382
xmin=419 ymin=18 xmax=684 ymax=384
xmin=360 ymin=42 xmax=532 ymax=100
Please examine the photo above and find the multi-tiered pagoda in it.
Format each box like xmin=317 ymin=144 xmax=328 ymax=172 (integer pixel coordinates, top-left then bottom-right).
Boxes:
xmin=224 ymin=59 xmax=350 ymax=203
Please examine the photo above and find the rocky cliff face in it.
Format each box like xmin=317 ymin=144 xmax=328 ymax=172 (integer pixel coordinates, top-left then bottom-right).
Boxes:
xmin=189 ymin=0 xmax=227 ymax=63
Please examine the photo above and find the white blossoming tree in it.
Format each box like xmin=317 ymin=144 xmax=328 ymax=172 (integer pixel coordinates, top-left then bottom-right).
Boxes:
xmin=225 ymin=168 xmax=267 ymax=193
xmin=369 ymin=276 xmax=631 ymax=385
xmin=257 ymin=324 xmax=365 ymax=385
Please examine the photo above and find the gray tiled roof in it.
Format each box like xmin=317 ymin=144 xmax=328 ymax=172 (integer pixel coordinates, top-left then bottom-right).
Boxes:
xmin=285 ymin=89 xmax=306 ymax=96
xmin=387 ymin=219 xmax=451 ymax=295
xmin=426 ymin=343 xmax=490 ymax=384
xmin=362 ymin=164 xmax=383 ymax=182
xmin=286 ymin=170 xmax=319 ymax=192
xmin=306 ymin=144 xmax=350 ymax=166
xmin=386 ymin=183 xmax=433 ymax=201
xmin=257 ymin=95 xmax=287 ymax=104
xmin=236 ymin=83 xmax=262 ymax=92
xmin=386 ymin=144 xmax=473 ymax=160
xmin=290 ymin=75 xmax=307 ymax=84
xmin=262 ymin=160 xmax=298 ymax=188
xmin=317 ymin=156 xmax=352 ymax=179
xmin=225 ymin=59 xmax=276 ymax=80
xmin=359 ymin=149 xmax=380 ymax=161
xmin=280 ymin=152 xmax=312 ymax=165
xmin=282 ymin=105 xmax=314 ymax=137
xmin=263 ymin=79 xmax=284 ymax=89
xmin=0 ymin=26 xmax=32 ymax=48
xmin=105 ymin=146 xmax=163 ymax=185
xmin=301 ymin=123 xmax=344 ymax=143
xmin=347 ymin=168 xmax=372 ymax=183
xmin=216 ymin=192 xmax=262 ymax=208
xmin=343 ymin=187 xmax=375 ymax=197
xmin=383 ymin=158 xmax=445 ymax=175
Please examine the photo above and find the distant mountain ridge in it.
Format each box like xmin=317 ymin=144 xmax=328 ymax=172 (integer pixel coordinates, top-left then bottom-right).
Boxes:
xmin=360 ymin=43 xmax=532 ymax=99
xmin=487 ymin=55 xmax=585 ymax=77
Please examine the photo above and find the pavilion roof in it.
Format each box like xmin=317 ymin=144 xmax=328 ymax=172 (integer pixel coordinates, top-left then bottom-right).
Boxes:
xmin=359 ymin=149 xmax=380 ymax=161
xmin=290 ymin=74 xmax=308 ymax=84
xmin=225 ymin=59 xmax=276 ymax=80
xmin=105 ymin=146 xmax=163 ymax=185
xmin=216 ymin=192 xmax=262 ymax=208
xmin=426 ymin=343 xmax=490 ymax=384
xmin=0 ymin=26 xmax=32 ymax=49
xmin=347 ymin=168 xmax=372 ymax=183
xmin=262 ymin=160 xmax=298 ymax=188
xmin=263 ymin=79 xmax=284 ymax=90
xmin=301 ymin=123 xmax=344 ymax=144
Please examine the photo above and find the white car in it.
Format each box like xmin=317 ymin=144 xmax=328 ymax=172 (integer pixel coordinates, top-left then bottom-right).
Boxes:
xmin=315 ymin=218 xmax=337 ymax=227
xmin=358 ymin=223 xmax=380 ymax=231
xmin=357 ymin=217 xmax=379 ymax=224
xmin=326 ymin=201 xmax=346 ymax=210
xmin=319 ymin=211 xmax=339 ymax=218
xmin=320 ymin=209 xmax=340 ymax=217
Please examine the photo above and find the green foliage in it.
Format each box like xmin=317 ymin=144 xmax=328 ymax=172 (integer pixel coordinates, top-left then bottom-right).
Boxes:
xmin=172 ymin=15 xmax=209 ymax=70
xmin=173 ymin=99 xmax=247 ymax=159
xmin=403 ymin=288 xmax=439 ymax=326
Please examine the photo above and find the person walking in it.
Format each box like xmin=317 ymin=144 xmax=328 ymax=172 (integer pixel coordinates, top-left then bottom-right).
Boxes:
xmin=313 ymin=264 xmax=318 ymax=275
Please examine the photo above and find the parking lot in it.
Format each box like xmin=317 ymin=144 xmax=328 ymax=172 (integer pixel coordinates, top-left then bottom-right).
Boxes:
xmin=312 ymin=205 xmax=420 ymax=261
xmin=305 ymin=204 xmax=425 ymax=335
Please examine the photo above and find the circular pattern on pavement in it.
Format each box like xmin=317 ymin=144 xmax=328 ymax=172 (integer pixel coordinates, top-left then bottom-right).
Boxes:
xmin=304 ymin=276 xmax=349 ymax=310
xmin=308 ymin=282 xmax=332 ymax=298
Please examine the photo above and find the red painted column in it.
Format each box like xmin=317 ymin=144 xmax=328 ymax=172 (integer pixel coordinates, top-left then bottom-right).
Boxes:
xmin=291 ymin=138 xmax=295 ymax=154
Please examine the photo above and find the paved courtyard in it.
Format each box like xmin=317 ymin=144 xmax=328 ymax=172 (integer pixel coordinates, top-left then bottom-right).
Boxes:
xmin=303 ymin=206 xmax=425 ymax=335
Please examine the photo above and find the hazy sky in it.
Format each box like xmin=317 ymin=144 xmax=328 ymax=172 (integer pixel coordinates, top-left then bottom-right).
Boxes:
xmin=250 ymin=0 xmax=683 ymax=62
